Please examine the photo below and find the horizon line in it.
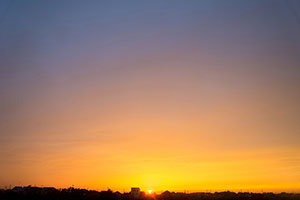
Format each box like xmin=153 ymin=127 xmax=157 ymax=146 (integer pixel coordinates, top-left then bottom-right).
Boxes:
xmin=1 ymin=185 xmax=300 ymax=194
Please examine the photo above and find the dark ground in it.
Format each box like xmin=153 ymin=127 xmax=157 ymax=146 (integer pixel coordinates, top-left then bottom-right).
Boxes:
xmin=1 ymin=186 xmax=300 ymax=200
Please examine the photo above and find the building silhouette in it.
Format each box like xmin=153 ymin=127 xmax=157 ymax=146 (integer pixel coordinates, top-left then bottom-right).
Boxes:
xmin=130 ymin=187 xmax=140 ymax=197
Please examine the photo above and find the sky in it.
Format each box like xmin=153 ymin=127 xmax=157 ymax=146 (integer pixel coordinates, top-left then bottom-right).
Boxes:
xmin=0 ymin=0 xmax=300 ymax=193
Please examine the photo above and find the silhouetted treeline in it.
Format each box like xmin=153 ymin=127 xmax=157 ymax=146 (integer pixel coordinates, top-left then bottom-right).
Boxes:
xmin=1 ymin=186 xmax=300 ymax=200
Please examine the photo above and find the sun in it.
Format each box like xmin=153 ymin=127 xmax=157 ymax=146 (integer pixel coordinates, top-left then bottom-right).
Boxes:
xmin=148 ymin=190 xmax=152 ymax=194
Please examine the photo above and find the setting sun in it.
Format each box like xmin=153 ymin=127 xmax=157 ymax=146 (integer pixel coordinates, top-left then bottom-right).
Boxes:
xmin=148 ymin=190 xmax=152 ymax=194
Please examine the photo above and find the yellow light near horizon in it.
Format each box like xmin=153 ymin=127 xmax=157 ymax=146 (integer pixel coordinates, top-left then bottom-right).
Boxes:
xmin=148 ymin=190 xmax=152 ymax=194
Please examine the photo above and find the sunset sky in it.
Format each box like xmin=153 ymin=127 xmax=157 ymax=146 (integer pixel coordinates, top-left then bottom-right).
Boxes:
xmin=1 ymin=0 xmax=300 ymax=193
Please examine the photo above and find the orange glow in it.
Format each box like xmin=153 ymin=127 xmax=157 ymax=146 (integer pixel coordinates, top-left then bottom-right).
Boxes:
xmin=1 ymin=0 xmax=300 ymax=194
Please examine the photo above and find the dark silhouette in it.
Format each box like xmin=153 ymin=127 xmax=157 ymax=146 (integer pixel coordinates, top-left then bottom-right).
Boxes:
xmin=0 ymin=186 xmax=299 ymax=200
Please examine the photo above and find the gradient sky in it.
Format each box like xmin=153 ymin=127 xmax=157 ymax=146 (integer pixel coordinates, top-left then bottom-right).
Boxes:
xmin=1 ymin=0 xmax=300 ymax=193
